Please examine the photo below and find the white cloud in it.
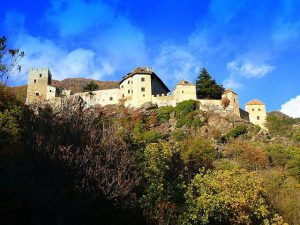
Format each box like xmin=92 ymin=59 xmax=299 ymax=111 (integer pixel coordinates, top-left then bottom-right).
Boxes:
xmin=227 ymin=61 xmax=274 ymax=78
xmin=222 ymin=77 xmax=243 ymax=90
xmin=154 ymin=44 xmax=201 ymax=87
xmin=280 ymin=95 xmax=300 ymax=118
xmin=11 ymin=34 xmax=115 ymax=83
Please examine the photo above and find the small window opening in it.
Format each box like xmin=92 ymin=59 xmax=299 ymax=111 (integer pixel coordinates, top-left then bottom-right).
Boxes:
xmin=35 ymin=92 xmax=39 ymax=96
xmin=110 ymin=97 xmax=113 ymax=101
xmin=252 ymin=108 xmax=254 ymax=111
xmin=50 ymin=90 xmax=52 ymax=92
xmin=182 ymin=91 xmax=184 ymax=93
xmin=258 ymin=108 xmax=261 ymax=111
xmin=128 ymin=80 xmax=130 ymax=84
xmin=141 ymin=87 xmax=145 ymax=92
xmin=141 ymin=78 xmax=145 ymax=82
xmin=122 ymin=94 xmax=125 ymax=97
xmin=128 ymin=90 xmax=130 ymax=94
xmin=39 ymin=74 xmax=42 ymax=77
xmin=143 ymin=94 xmax=145 ymax=97
xmin=257 ymin=116 xmax=260 ymax=120
xmin=34 ymin=79 xmax=37 ymax=83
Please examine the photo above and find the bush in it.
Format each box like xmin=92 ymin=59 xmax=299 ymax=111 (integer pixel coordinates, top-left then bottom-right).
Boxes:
xmin=225 ymin=124 xmax=248 ymax=140
xmin=224 ymin=140 xmax=270 ymax=170
xmin=181 ymin=169 xmax=277 ymax=225
xmin=171 ymin=129 xmax=186 ymax=141
xmin=141 ymin=142 xmax=185 ymax=224
xmin=181 ymin=139 xmax=216 ymax=175
xmin=142 ymin=130 xmax=163 ymax=143
xmin=175 ymin=100 xmax=199 ymax=128
xmin=157 ymin=106 xmax=173 ymax=123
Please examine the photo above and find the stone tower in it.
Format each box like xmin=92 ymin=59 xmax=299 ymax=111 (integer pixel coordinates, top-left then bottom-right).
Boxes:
xmin=245 ymin=99 xmax=267 ymax=129
xmin=222 ymin=89 xmax=240 ymax=117
xmin=26 ymin=68 xmax=56 ymax=104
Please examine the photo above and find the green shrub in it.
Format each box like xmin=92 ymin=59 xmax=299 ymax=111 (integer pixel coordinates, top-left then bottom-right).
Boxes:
xmin=181 ymin=169 xmax=277 ymax=225
xmin=225 ymin=124 xmax=248 ymax=140
xmin=182 ymin=139 xmax=216 ymax=173
xmin=175 ymin=100 xmax=199 ymax=128
xmin=157 ymin=106 xmax=174 ymax=123
xmin=171 ymin=129 xmax=186 ymax=141
xmin=142 ymin=130 xmax=163 ymax=143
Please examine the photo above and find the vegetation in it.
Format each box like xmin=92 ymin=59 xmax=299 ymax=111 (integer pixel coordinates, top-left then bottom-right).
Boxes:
xmin=82 ymin=80 xmax=99 ymax=92
xmin=195 ymin=68 xmax=225 ymax=99
xmin=1 ymin=84 xmax=299 ymax=224
xmin=0 ymin=36 xmax=24 ymax=91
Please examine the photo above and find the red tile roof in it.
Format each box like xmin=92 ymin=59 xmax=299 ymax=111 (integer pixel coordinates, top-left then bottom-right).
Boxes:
xmin=246 ymin=99 xmax=265 ymax=105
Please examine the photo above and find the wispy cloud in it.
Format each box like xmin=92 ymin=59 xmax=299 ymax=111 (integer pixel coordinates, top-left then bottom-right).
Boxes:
xmin=227 ymin=61 xmax=274 ymax=78
xmin=154 ymin=44 xmax=201 ymax=87
xmin=281 ymin=95 xmax=300 ymax=118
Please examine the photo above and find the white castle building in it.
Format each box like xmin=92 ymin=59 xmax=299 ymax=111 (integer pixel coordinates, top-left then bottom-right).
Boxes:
xmin=26 ymin=67 xmax=267 ymax=129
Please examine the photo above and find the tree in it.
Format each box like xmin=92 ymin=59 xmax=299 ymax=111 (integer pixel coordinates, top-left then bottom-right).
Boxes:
xmin=195 ymin=68 xmax=225 ymax=99
xmin=82 ymin=80 xmax=99 ymax=92
xmin=0 ymin=36 xmax=24 ymax=91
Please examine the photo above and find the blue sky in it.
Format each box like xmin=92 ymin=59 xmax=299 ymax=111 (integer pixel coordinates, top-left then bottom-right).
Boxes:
xmin=1 ymin=0 xmax=300 ymax=117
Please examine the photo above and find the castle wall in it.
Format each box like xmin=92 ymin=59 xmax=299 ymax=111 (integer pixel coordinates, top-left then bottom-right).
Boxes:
xmin=198 ymin=99 xmax=222 ymax=111
xmin=152 ymin=94 xmax=175 ymax=107
xmin=74 ymin=88 xmax=122 ymax=107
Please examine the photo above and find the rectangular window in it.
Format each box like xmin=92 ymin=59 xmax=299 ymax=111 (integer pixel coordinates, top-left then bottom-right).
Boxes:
xmin=122 ymin=94 xmax=125 ymax=97
xmin=141 ymin=87 xmax=145 ymax=92
xmin=128 ymin=80 xmax=130 ymax=84
xmin=257 ymin=116 xmax=260 ymax=120
xmin=252 ymin=108 xmax=254 ymax=111
xmin=131 ymin=90 xmax=133 ymax=93
xmin=143 ymin=94 xmax=145 ymax=97
xmin=141 ymin=78 xmax=145 ymax=82
xmin=110 ymin=97 xmax=113 ymax=101
xmin=128 ymin=90 xmax=130 ymax=94
xmin=39 ymin=74 xmax=42 ymax=77
xmin=258 ymin=108 xmax=261 ymax=111
xmin=35 ymin=92 xmax=39 ymax=96
xmin=121 ymin=85 xmax=124 ymax=88
xmin=182 ymin=91 xmax=184 ymax=93
xmin=34 ymin=79 xmax=36 ymax=83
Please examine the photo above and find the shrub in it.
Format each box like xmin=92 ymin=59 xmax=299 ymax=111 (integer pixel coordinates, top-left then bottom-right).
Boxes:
xmin=181 ymin=169 xmax=277 ymax=225
xmin=171 ymin=129 xmax=186 ymax=141
xmin=175 ymin=100 xmax=199 ymax=128
xmin=141 ymin=142 xmax=185 ymax=224
xmin=224 ymin=140 xmax=270 ymax=170
xmin=225 ymin=124 xmax=248 ymax=140
xmin=142 ymin=130 xmax=163 ymax=143
xmin=181 ymin=139 xmax=216 ymax=176
xmin=157 ymin=106 xmax=173 ymax=123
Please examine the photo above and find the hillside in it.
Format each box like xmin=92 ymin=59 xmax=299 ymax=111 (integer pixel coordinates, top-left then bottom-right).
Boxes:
xmin=8 ymin=78 xmax=119 ymax=102
xmin=1 ymin=89 xmax=300 ymax=225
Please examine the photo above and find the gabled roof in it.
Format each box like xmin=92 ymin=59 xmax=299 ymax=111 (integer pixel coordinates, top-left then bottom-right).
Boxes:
xmin=119 ymin=67 xmax=170 ymax=92
xmin=223 ymin=89 xmax=237 ymax=95
xmin=246 ymin=99 xmax=265 ymax=105
xmin=176 ymin=80 xmax=194 ymax=86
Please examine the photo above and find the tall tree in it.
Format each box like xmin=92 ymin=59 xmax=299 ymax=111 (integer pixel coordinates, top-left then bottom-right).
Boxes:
xmin=195 ymin=68 xmax=225 ymax=99
xmin=83 ymin=80 xmax=99 ymax=92
xmin=0 ymin=36 xmax=24 ymax=91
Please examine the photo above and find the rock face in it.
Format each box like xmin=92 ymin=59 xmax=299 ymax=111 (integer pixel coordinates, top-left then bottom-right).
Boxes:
xmin=140 ymin=102 xmax=158 ymax=111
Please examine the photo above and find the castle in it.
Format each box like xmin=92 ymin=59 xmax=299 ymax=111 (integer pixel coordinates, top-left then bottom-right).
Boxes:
xmin=26 ymin=67 xmax=267 ymax=129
